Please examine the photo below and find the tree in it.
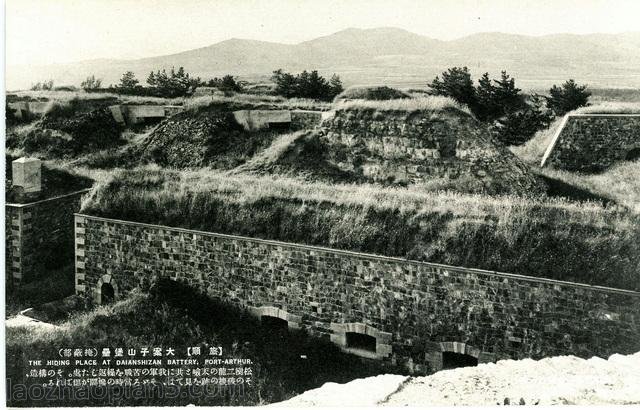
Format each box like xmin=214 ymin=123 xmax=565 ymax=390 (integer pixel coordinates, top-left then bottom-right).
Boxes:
xmin=147 ymin=66 xmax=193 ymax=97
xmin=30 ymin=80 xmax=54 ymax=91
xmin=271 ymin=69 xmax=342 ymax=101
xmin=427 ymin=67 xmax=477 ymax=111
xmin=546 ymin=79 xmax=591 ymax=116
xmin=428 ymin=67 xmax=555 ymax=145
xmin=207 ymin=75 xmax=243 ymax=92
xmin=118 ymin=71 xmax=139 ymax=90
xmin=80 ymin=75 xmax=102 ymax=91
xmin=493 ymin=94 xmax=553 ymax=145
xmin=474 ymin=71 xmax=525 ymax=122
xmin=146 ymin=71 xmax=157 ymax=86
xmin=42 ymin=80 xmax=54 ymax=90
xmin=272 ymin=69 xmax=299 ymax=98
xmin=329 ymin=74 xmax=344 ymax=97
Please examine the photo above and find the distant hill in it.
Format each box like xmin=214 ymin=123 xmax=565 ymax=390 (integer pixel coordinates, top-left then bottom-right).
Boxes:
xmin=7 ymin=27 xmax=640 ymax=90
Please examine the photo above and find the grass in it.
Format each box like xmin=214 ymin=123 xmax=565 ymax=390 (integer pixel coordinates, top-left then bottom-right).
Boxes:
xmin=79 ymin=167 xmax=640 ymax=290
xmin=510 ymin=116 xmax=566 ymax=165
xmin=230 ymin=131 xmax=359 ymax=182
xmin=6 ymin=278 xmax=403 ymax=406
xmin=573 ymin=102 xmax=640 ymax=114
xmin=334 ymin=86 xmax=411 ymax=102
xmin=183 ymin=94 xmax=331 ymax=112
xmin=535 ymin=162 xmax=640 ymax=213
xmin=10 ymin=90 xmax=332 ymax=112
xmin=5 ymin=264 xmax=76 ymax=318
xmin=332 ymin=96 xmax=472 ymax=116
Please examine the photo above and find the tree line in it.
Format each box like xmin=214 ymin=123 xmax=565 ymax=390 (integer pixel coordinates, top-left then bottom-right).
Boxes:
xmin=49 ymin=63 xmax=588 ymax=146
xmin=427 ymin=66 xmax=590 ymax=145
xmin=78 ymin=67 xmax=344 ymax=101
xmin=75 ymin=67 xmax=344 ymax=101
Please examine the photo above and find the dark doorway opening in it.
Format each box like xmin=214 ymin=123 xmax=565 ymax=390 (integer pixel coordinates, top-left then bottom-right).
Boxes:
xmin=346 ymin=332 xmax=377 ymax=352
xmin=261 ymin=315 xmax=288 ymax=332
xmin=267 ymin=122 xmax=291 ymax=131
xmin=625 ymin=148 xmax=640 ymax=161
xmin=101 ymin=283 xmax=115 ymax=305
xmin=442 ymin=351 xmax=478 ymax=369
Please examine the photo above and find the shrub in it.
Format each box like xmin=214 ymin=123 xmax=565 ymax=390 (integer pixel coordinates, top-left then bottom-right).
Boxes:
xmin=334 ymin=86 xmax=410 ymax=102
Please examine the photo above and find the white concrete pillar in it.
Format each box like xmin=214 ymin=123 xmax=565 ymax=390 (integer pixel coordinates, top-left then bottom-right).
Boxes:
xmin=12 ymin=157 xmax=42 ymax=194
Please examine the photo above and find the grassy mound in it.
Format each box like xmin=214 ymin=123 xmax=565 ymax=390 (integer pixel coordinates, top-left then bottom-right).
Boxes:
xmin=6 ymin=99 xmax=125 ymax=159
xmin=6 ymin=278 xmax=400 ymax=406
xmin=231 ymin=131 xmax=362 ymax=182
xmin=134 ymin=103 xmax=297 ymax=169
xmin=333 ymin=95 xmax=472 ymax=116
xmin=81 ymin=169 xmax=640 ymax=290
xmin=333 ymin=86 xmax=411 ymax=102
xmin=235 ymin=97 xmax=496 ymax=192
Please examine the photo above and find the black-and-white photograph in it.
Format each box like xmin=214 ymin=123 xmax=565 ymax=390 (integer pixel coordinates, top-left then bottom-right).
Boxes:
xmin=3 ymin=0 xmax=640 ymax=407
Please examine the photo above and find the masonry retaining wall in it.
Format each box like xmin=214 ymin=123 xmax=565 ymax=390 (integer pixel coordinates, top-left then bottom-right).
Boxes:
xmin=319 ymin=109 xmax=544 ymax=195
xmin=541 ymin=114 xmax=640 ymax=171
xmin=75 ymin=214 xmax=640 ymax=374
xmin=5 ymin=189 xmax=90 ymax=285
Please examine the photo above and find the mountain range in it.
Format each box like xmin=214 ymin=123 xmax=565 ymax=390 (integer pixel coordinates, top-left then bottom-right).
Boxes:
xmin=7 ymin=27 xmax=640 ymax=91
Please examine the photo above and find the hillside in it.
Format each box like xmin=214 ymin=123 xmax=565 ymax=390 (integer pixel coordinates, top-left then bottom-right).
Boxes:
xmin=7 ymin=28 xmax=640 ymax=90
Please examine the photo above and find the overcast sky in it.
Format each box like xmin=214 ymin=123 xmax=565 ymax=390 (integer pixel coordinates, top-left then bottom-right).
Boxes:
xmin=6 ymin=0 xmax=640 ymax=66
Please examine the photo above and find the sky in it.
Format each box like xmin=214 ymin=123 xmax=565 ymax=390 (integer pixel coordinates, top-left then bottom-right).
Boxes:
xmin=6 ymin=0 xmax=640 ymax=66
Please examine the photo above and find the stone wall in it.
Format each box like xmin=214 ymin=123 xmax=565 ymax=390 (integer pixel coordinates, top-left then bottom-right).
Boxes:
xmin=75 ymin=214 xmax=640 ymax=374
xmin=319 ymin=108 xmax=544 ymax=195
xmin=6 ymin=189 xmax=89 ymax=285
xmin=541 ymin=114 xmax=640 ymax=172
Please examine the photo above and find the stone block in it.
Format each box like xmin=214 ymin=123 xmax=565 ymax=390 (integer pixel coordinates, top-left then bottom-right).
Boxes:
xmin=330 ymin=334 xmax=346 ymax=346
xmin=109 ymin=105 xmax=126 ymax=124
xmin=12 ymin=157 xmax=41 ymax=193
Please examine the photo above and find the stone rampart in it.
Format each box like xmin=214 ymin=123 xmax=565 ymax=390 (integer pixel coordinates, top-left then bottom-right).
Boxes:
xmin=318 ymin=108 xmax=544 ymax=194
xmin=541 ymin=114 xmax=640 ymax=171
xmin=75 ymin=214 xmax=640 ymax=374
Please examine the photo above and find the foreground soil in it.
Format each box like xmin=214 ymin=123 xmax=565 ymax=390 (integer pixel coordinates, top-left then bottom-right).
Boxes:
xmin=275 ymin=352 xmax=640 ymax=406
